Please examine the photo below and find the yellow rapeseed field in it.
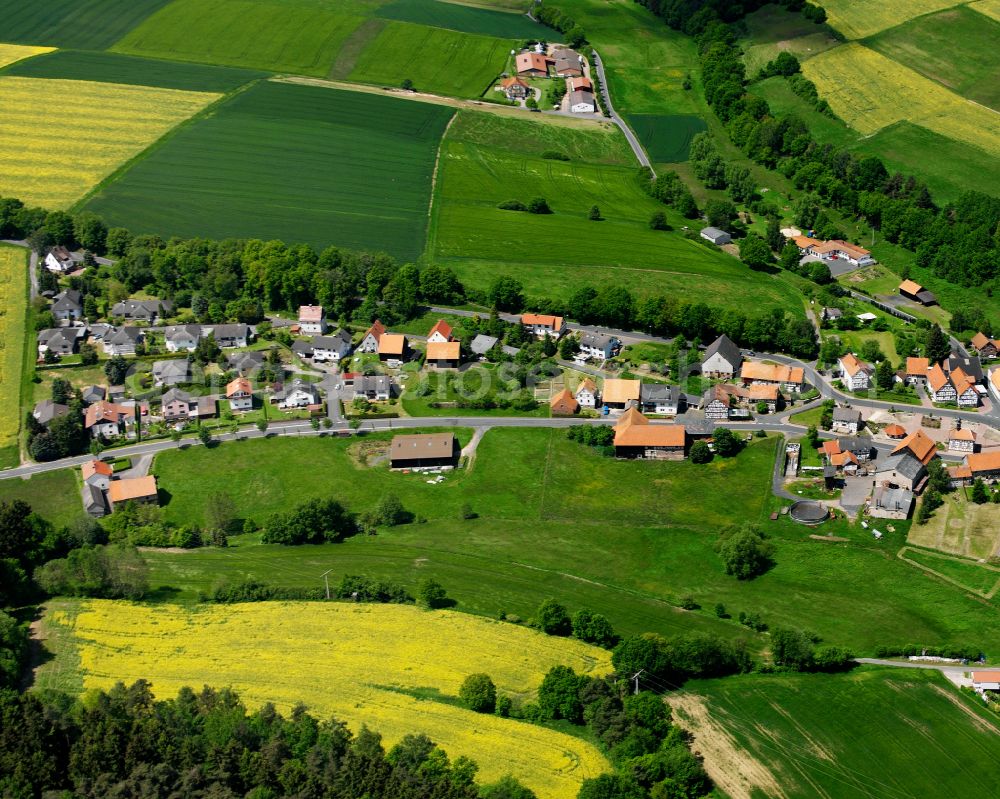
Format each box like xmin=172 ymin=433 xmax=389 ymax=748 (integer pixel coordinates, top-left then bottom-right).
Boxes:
xmin=802 ymin=43 xmax=1000 ymax=158
xmin=969 ymin=0 xmax=1000 ymax=23
xmin=0 ymin=248 xmax=27 ymax=458
xmin=0 ymin=44 xmax=55 ymax=69
xmin=0 ymin=77 xmax=219 ymax=209
xmin=67 ymin=601 xmax=613 ymax=799
xmin=820 ymin=0 xmax=966 ymax=38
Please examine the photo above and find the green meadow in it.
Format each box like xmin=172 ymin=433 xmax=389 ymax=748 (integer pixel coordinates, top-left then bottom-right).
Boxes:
xmin=0 ymin=470 xmax=82 ymax=529
xmin=627 ymin=114 xmax=707 ymax=163
xmin=374 ymin=0 xmax=552 ymax=38
xmin=0 ymin=0 xmax=170 ymax=49
xmin=83 ymin=81 xmax=452 ymax=260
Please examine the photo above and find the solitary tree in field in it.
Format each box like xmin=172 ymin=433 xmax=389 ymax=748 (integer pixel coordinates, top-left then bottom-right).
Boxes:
xmin=649 ymin=210 xmax=668 ymax=230
xmin=418 ymin=577 xmax=448 ymax=609
xmin=459 ymin=673 xmax=497 ymax=713
xmin=401 ymin=78 xmax=413 ymax=91
xmin=588 ymin=205 xmax=602 ymax=221
xmin=717 ymin=524 xmax=774 ymax=580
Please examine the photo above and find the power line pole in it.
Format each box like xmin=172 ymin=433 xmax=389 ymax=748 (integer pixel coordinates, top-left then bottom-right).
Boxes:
xmin=321 ymin=569 xmax=332 ymax=600
xmin=631 ymin=669 xmax=644 ymax=695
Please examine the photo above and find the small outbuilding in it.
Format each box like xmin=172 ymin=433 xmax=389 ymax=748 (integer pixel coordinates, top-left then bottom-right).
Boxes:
xmin=700 ymin=227 xmax=731 ymax=245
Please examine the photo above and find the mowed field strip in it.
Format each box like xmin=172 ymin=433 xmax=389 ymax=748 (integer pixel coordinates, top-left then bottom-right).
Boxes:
xmin=84 ymin=81 xmax=452 ymax=259
xmin=0 ymin=247 xmax=28 ymax=468
xmin=0 ymin=77 xmax=218 ymax=208
xmin=45 ymin=600 xmax=612 ymax=799
xmin=820 ymin=0 xmax=967 ymax=39
xmin=0 ymin=43 xmax=54 ymax=69
xmin=802 ymin=43 xmax=1000 ymax=158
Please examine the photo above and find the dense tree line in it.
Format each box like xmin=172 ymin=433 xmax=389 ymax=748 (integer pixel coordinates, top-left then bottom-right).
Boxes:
xmin=635 ymin=2 xmax=1000 ymax=297
xmin=0 ymin=681 xmax=538 ymax=799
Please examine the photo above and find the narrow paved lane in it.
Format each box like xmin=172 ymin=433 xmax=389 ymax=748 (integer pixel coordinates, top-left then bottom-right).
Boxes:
xmin=591 ymin=51 xmax=653 ymax=173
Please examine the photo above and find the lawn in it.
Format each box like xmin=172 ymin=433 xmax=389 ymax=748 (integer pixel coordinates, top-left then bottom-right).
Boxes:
xmin=374 ymin=0 xmax=554 ymax=38
xmin=83 ymin=81 xmax=452 ymax=260
xmin=0 ymin=77 xmax=219 ymax=209
xmin=828 ymin=329 xmax=900 ymax=366
xmin=626 ymin=114 xmax=707 ymax=163
xmin=113 ymin=0 xmax=365 ymax=76
xmin=347 ymin=21 xmax=514 ymax=98
xmin=0 ymin=470 xmax=82 ymax=529
xmin=907 ymin=490 xmax=1000 ymax=560
xmin=0 ymin=247 xmax=28 ymax=468
xmin=0 ymin=0 xmax=171 ymax=49
xmin=788 ymin=406 xmax=824 ymax=427
xmin=38 ymin=600 xmax=611 ymax=799
xmin=4 ymin=49 xmax=265 ymax=92
xmin=864 ymin=6 xmax=1000 ymax=111
xmin=400 ymin=365 xmax=550 ymax=417
xmin=670 ymin=668 xmax=1000 ymax=799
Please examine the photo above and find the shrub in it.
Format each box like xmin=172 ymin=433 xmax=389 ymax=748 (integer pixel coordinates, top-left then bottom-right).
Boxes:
xmin=526 ymin=197 xmax=551 ymax=214
xmin=459 ymin=673 xmax=497 ymax=713
xmin=716 ymin=523 xmax=774 ymax=579
xmin=572 ymin=609 xmax=617 ymax=648
xmin=541 ymin=150 xmax=570 ymax=161
xmin=417 ymin=577 xmax=449 ymax=609
xmin=689 ymin=440 xmax=712 ymax=463
xmin=537 ymin=598 xmax=572 ymax=635
xmin=497 ymin=199 xmax=527 ymax=211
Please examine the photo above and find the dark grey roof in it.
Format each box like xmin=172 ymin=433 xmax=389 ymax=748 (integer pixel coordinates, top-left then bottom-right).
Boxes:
xmin=640 ymin=383 xmax=679 ymax=402
xmin=355 ymin=375 xmax=392 ymax=393
xmin=701 ymin=227 xmax=729 ymax=239
xmin=87 ymin=323 xmax=113 ymax=341
xmin=948 ymin=354 xmax=983 ymax=383
xmin=38 ymin=329 xmax=77 ymax=351
xmin=82 ymin=483 xmax=106 ymax=514
xmin=684 ymin=418 xmax=715 ymax=436
xmin=823 ymin=307 xmax=843 ymax=319
xmin=227 ymin=350 xmax=265 ymax=369
xmin=291 ymin=339 xmax=313 ymax=355
xmin=111 ymin=298 xmax=170 ymax=318
xmin=207 ymin=323 xmax=249 ymax=339
xmin=568 ymin=89 xmax=594 ymax=107
xmin=837 ymin=436 xmax=872 ymax=455
xmin=33 ymin=399 xmax=69 ymax=425
xmin=580 ymin=332 xmax=619 ymax=350
xmin=164 ymin=324 xmax=201 ymax=342
xmin=273 ymin=379 xmax=320 ymax=401
xmin=823 ymin=464 xmax=837 ymax=478
xmin=878 ymin=452 xmax=925 ymax=481
xmin=874 ymin=485 xmax=914 ymax=511
xmin=152 ymin=360 xmax=192 ymax=380
xmin=702 ymin=334 xmax=741 ymax=368
xmin=161 ymin=387 xmax=193 ymax=405
xmin=107 ymin=327 xmax=141 ymax=345
xmin=916 ymin=290 xmax=937 ymax=304
xmin=314 ymin=330 xmax=352 ymax=349
xmin=81 ymin=385 xmax=106 ymax=404
xmin=832 ymin=407 xmax=861 ymax=422
xmin=471 ymin=334 xmax=499 ymax=355
xmin=51 ymin=289 xmax=82 ymax=312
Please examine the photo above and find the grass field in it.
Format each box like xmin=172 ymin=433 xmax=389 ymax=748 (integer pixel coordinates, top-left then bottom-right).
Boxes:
xmin=0 ymin=76 xmax=217 ymax=210
xmin=820 ymin=0 xmax=967 ymax=39
xmin=0 ymin=469 xmax=81 ymax=528
xmin=801 ymin=43 xmax=1000 ymax=159
xmin=39 ymin=600 xmax=611 ymax=799
xmin=374 ymin=0 xmax=551 ymax=37
xmin=84 ymin=81 xmax=451 ymax=259
xmin=864 ymin=6 xmax=1000 ymax=110
xmin=739 ymin=4 xmax=841 ymax=76
xmin=0 ymin=0 xmax=170 ymax=49
xmin=0 ymin=248 xmax=28 ymax=468
xmin=113 ymin=0 xmax=364 ymax=76
xmin=4 ymin=49 xmax=265 ymax=92
xmin=348 ymin=21 xmax=512 ymax=97
xmin=0 ymin=44 xmax=54 ymax=70
xmin=907 ymin=490 xmax=1000 ymax=560
xmin=901 ymin=547 xmax=1000 ymax=597
xmin=670 ymin=668 xmax=1000 ymax=799
xmin=399 ymin=365 xmax=550 ymax=417
xmin=626 ymin=114 xmax=707 ymax=163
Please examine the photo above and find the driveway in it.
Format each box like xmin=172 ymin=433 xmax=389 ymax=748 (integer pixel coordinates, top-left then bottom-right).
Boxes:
xmin=839 ymin=475 xmax=873 ymax=515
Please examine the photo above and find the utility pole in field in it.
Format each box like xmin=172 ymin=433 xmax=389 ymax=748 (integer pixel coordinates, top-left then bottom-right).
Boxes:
xmin=321 ymin=569 xmax=333 ymax=600
xmin=631 ymin=669 xmax=645 ymax=695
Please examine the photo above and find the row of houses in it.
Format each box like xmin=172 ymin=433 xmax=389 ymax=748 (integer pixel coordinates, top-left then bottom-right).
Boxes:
xmin=901 ymin=355 xmax=986 ymax=406
xmin=37 ymin=321 xmax=253 ymax=360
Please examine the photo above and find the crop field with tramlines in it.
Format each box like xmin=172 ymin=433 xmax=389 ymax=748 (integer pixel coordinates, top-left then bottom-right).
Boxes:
xmin=0 ymin=76 xmax=218 ymax=208
xmin=40 ymin=600 xmax=612 ymax=799
xmin=83 ymin=80 xmax=452 ymax=258
xmin=0 ymin=0 xmax=170 ymax=49
xmin=819 ymin=0 xmax=966 ymax=39
xmin=0 ymin=247 xmax=27 ymax=469
xmin=0 ymin=43 xmax=53 ymax=69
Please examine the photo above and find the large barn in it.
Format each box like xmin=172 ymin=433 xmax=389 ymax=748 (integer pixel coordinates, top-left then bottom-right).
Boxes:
xmin=389 ymin=433 xmax=458 ymax=469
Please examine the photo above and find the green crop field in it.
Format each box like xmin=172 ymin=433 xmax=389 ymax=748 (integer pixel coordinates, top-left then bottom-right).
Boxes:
xmin=864 ymin=6 xmax=1000 ymax=111
xmin=347 ymin=21 xmax=512 ymax=97
xmin=3 ymin=49 xmax=264 ymax=92
xmin=671 ymin=668 xmax=1000 ymax=799
xmin=627 ymin=114 xmax=707 ymax=163
xmin=429 ymin=111 xmax=799 ymax=311
xmin=83 ymin=81 xmax=452 ymax=260
xmin=374 ymin=0 xmax=552 ymax=38
xmin=0 ymin=0 xmax=170 ymax=49
xmin=113 ymin=0 xmax=364 ymax=76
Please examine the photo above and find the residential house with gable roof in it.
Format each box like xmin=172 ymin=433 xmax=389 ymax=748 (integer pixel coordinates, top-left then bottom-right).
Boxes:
xmin=312 ymin=330 xmax=353 ymax=362
xmin=378 ymin=333 xmax=408 ymax=367
xmin=426 ymin=340 xmax=461 ymax=369
xmin=740 ymin=361 xmax=805 ymax=393
xmin=892 ymin=429 xmax=937 ymax=465
xmin=298 ymin=305 xmax=327 ymax=335
xmin=948 ymin=426 xmax=976 ymax=454
xmin=206 ymin=323 xmax=250 ymax=349
xmin=904 ymin=357 xmax=929 ymax=385
xmin=226 ymin=377 xmax=253 ymax=412
xmin=521 ymin=313 xmax=564 ymax=339
xmin=427 ymin=320 xmax=453 ymax=344
xmin=575 ymin=378 xmax=598 ymax=408
xmin=701 ymin=334 xmax=742 ymax=379
xmin=84 ymin=401 xmax=135 ymax=439
xmin=971 ymin=332 xmax=999 ymax=360
xmin=831 ymin=407 xmax=863 ymax=434
xmin=965 ymin=451 xmax=1000 ymax=483
xmin=515 ymin=51 xmax=552 ymax=77
xmin=837 ymin=353 xmax=872 ymax=391
xmin=111 ymin=298 xmax=172 ymax=324
xmin=51 ymin=289 xmax=83 ymax=323
xmin=45 ymin=246 xmax=77 ymax=274
xmin=602 ymin=378 xmax=640 ymax=409
xmin=579 ymin=332 xmax=620 ymax=361
xmin=550 ymin=389 xmax=579 ymax=416
xmin=358 ymin=320 xmax=386 ymax=353
xmin=164 ymin=324 xmax=201 ymax=353
xmin=102 ymin=326 xmax=142 ymax=356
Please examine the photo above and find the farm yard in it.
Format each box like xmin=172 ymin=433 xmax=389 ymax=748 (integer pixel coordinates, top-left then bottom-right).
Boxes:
xmin=83 ymin=81 xmax=452 ymax=259
xmin=0 ymin=77 xmax=218 ymax=209
xmin=670 ymin=668 xmax=1000 ymax=799
xmin=37 ymin=600 xmax=612 ymax=799
xmin=0 ymin=247 xmax=27 ymax=469
xmin=0 ymin=0 xmax=170 ymax=49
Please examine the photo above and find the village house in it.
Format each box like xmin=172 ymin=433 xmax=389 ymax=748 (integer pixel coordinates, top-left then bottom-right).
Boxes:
xmin=33 ymin=399 xmax=68 ymax=427
xmin=80 ymin=385 xmax=105 ymax=405
xmin=950 ymin=366 xmax=980 ymax=407
xmin=359 ymin=320 xmax=387 ymax=353
xmin=500 ymin=76 xmax=530 ymax=100
xmin=354 ymin=374 xmax=392 ymax=402
xmin=568 ymin=76 xmax=592 ymax=92
xmin=426 ymin=340 xmax=461 ymax=369
xmin=206 ymin=323 xmax=251 ymax=349
xmin=971 ymin=332 xmax=999 ymax=360
xmin=160 ymin=388 xmax=215 ymax=422
xmin=579 ymin=332 xmax=620 ymax=361
xmin=575 ymin=378 xmax=598 ymax=408
xmin=869 ymin=485 xmax=914 ymax=520
xmin=602 ymin=378 xmax=641 ymax=410
xmin=427 ymin=320 xmax=453 ymax=344
xmin=102 ymin=326 xmax=142 ymax=356
xmin=948 ymin=427 xmax=976 ymax=454
xmin=947 ymin=353 xmax=984 ymax=384
xmin=390 ymin=432 xmax=458 ymax=469
xmin=378 ymin=333 xmax=407 ymax=367
xmin=227 ymin=350 xmax=266 ymax=374
xmin=521 ymin=313 xmax=564 ymax=339
xmin=741 ymin=361 xmax=805 ymax=393
xmin=550 ymin=388 xmax=579 ymax=416
xmin=837 ymin=353 xmax=873 ymax=391
xmin=553 ymin=48 xmax=584 ymax=76
xmin=515 ymin=51 xmax=551 ymax=77
xmin=700 ymin=227 xmax=731 ymax=245
xmin=904 ymin=357 xmax=929 ymax=385
xmin=108 ymin=475 xmax=158 ymax=511
xmin=613 ymin=407 xmax=686 ymax=460
xmin=743 ymin=384 xmax=781 ymax=413
xmin=44 ymin=246 xmax=77 ymax=274
xmin=298 ymin=305 xmax=327 ymax=335
xmin=701 ymin=334 xmax=742 ymax=379
xmin=470 ymin=334 xmax=499 ymax=360
xmin=568 ymin=89 xmax=595 ymax=113
xmin=964 ymin=451 xmax=1000 ymax=483
xmin=641 ymin=383 xmax=684 ymax=415
xmin=81 ymin=459 xmax=114 ymax=517
xmin=84 ymin=401 xmax=135 ymax=440
xmin=152 ymin=359 xmax=192 ymax=387
xmin=836 ymin=437 xmax=874 ymax=462
xmin=972 ymin=671 xmax=1000 ymax=697
xmin=273 ymin=379 xmax=321 ymax=410
xmin=51 ymin=289 xmax=83 ymax=323
xmin=790 ymin=235 xmax=875 ymax=266
xmin=164 ymin=324 xmax=202 ymax=353
xmin=226 ymin=376 xmax=253 ymax=412
xmin=831 ymin=407 xmax=863 ymax=435
xmin=111 ymin=298 xmax=172 ymax=324
xmin=821 ymin=440 xmax=860 ymax=475
xmin=312 ymin=330 xmax=353 ymax=362
xmin=893 ymin=428 xmax=937 ymax=466
xmin=38 ymin=327 xmax=85 ymax=358
xmin=898 ymin=279 xmax=937 ymax=306
xmin=927 ymin=363 xmax=955 ymax=403
xmin=873 ymin=452 xmax=926 ymax=492
xmin=820 ymin=307 xmax=842 ymax=322
xmin=291 ymin=339 xmax=314 ymax=361
xmin=702 ymin=384 xmax=739 ymax=420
